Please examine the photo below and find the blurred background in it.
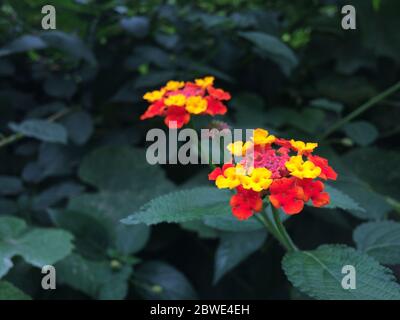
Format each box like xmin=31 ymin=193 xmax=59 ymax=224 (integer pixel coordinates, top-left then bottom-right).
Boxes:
xmin=0 ymin=0 xmax=399 ymax=300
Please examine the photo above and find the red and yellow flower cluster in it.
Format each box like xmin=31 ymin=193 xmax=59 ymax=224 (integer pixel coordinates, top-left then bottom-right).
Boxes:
xmin=140 ymin=76 xmax=230 ymax=128
xmin=208 ymin=129 xmax=337 ymax=220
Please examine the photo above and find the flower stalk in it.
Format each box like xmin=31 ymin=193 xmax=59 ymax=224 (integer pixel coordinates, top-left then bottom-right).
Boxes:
xmin=255 ymin=205 xmax=298 ymax=252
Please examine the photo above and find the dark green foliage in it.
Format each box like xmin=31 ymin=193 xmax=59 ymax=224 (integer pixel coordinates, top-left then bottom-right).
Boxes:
xmin=0 ymin=0 xmax=399 ymax=300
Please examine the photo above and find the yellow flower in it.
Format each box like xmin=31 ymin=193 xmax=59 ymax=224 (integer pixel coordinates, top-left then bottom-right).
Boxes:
xmin=164 ymin=80 xmax=185 ymax=91
xmin=290 ymin=139 xmax=318 ymax=154
xmin=164 ymin=94 xmax=187 ymax=107
xmin=285 ymin=156 xmax=321 ymax=179
xmin=195 ymin=76 xmax=214 ymax=89
xmin=241 ymin=168 xmax=272 ymax=192
xmin=251 ymin=128 xmax=275 ymax=145
xmin=143 ymin=89 xmax=165 ymax=102
xmin=185 ymin=96 xmax=208 ymax=114
xmin=227 ymin=141 xmax=252 ymax=156
xmin=215 ymin=164 xmax=245 ymax=189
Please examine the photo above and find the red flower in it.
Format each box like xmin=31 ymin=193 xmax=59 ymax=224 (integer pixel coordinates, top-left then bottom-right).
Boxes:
xmin=299 ymin=179 xmax=330 ymax=207
xmin=269 ymin=177 xmax=304 ymax=215
xmin=205 ymin=96 xmax=228 ymax=115
xmin=207 ymin=86 xmax=231 ymax=100
xmin=308 ymin=155 xmax=337 ymax=180
xmin=140 ymin=100 xmax=166 ymax=120
xmin=230 ymin=186 xmax=263 ymax=220
xmin=275 ymin=138 xmax=292 ymax=149
xmin=164 ymin=106 xmax=190 ymax=129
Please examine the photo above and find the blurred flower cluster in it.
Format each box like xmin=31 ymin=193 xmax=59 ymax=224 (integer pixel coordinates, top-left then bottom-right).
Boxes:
xmin=140 ymin=76 xmax=230 ymax=128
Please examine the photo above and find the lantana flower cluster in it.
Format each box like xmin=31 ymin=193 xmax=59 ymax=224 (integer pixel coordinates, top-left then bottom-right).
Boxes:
xmin=140 ymin=76 xmax=231 ymax=128
xmin=208 ymin=129 xmax=337 ymax=220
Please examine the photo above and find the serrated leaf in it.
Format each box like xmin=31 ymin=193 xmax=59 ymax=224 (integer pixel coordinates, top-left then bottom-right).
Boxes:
xmin=323 ymin=184 xmax=364 ymax=212
xmin=0 ymin=216 xmax=74 ymax=278
xmin=239 ymin=31 xmax=298 ymax=76
xmin=121 ymin=187 xmax=231 ymax=226
xmin=135 ymin=261 xmax=197 ymax=300
xmin=0 ymin=281 xmax=31 ymax=300
xmin=343 ymin=121 xmax=378 ymax=146
xmin=9 ymin=120 xmax=67 ymax=144
xmin=354 ymin=221 xmax=400 ymax=265
xmin=214 ymin=231 xmax=266 ymax=284
xmin=283 ymin=244 xmax=400 ymax=300
xmin=56 ymin=254 xmax=131 ymax=300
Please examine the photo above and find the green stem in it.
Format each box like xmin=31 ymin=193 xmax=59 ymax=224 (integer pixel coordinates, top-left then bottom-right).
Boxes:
xmin=255 ymin=211 xmax=291 ymax=252
xmin=321 ymin=80 xmax=400 ymax=139
xmin=271 ymin=206 xmax=298 ymax=252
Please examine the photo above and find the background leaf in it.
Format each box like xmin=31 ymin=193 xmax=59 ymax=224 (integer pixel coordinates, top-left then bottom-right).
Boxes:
xmin=9 ymin=120 xmax=68 ymax=144
xmin=354 ymin=221 xmax=400 ymax=265
xmin=134 ymin=261 xmax=197 ymax=300
xmin=214 ymin=231 xmax=266 ymax=284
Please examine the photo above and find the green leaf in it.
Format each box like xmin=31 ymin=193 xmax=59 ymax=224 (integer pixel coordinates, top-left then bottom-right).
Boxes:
xmin=0 ymin=35 xmax=47 ymax=57
xmin=62 ymin=111 xmax=93 ymax=145
xmin=43 ymin=75 xmax=77 ymax=99
xmin=310 ymin=98 xmax=343 ymax=114
xmin=239 ymin=31 xmax=298 ymax=76
xmin=0 ymin=176 xmax=23 ymax=195
xmin=135 ymin=261 xmax=197 ymax=300
xmin=121 ymin=187 xmax=231 ymax=226
xmin=0 ymin=281 xmax=31 ymax=300
xmin=343 ymin=121 xmax=379 ymax=146
xmin=120 ymin=16 xmax=149 ymax=38
xmin=334 ymin=178 xmax=391 ymax=220
xmin=40 ymin=31 xmax=96 ymax=65
xmin=214 ymin=231 xmax=266 ymax=284
xmin=49 ymin=209 xmax=110 ymax=259
xmin=354 ymin=221 xmax=400 ymax=265
xmin=9 ymin=120 xmax=68 ymax=144
xmin=343 ymin=147 xmax=400 ymax=200
xmin=78 ymin=146 xmax=171 ymax=192
xmin=56 ymin=254 xmax=132 ymax=300
xmin=204 ymin=214 xmax=263 ymax=232
xmin=283 ymin=244 xmax=400 ymax=300
xmin=67 ymin=191 xmax=152 ymax=255
xmin=0 ymin=216 xmax=74 ymax=278
xmin=114 ymin=223 xmax=150 ymax=255
xmin=32 ymin=181 xmax=84 ymax=211
xmin=323 ymin=184 xmax=365 ymax=212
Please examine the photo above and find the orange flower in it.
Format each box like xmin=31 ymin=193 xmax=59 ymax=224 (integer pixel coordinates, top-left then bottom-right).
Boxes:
xmin=140 ymin=76 xmax=230 ymax=128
